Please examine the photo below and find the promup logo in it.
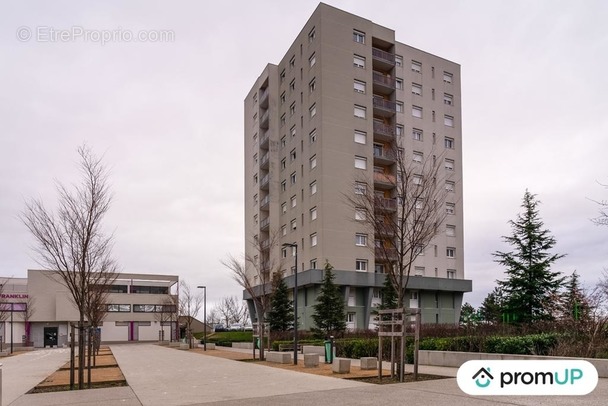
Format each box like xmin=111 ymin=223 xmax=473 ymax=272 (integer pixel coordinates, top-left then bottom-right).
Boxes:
xmin=472 ymin=367 xmax=494 ymax=388
xmin=457 ymin=360 xmax=598 ymax=396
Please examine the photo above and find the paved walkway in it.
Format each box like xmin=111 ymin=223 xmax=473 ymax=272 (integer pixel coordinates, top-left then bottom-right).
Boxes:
xmin=5 ymin=345 xmax=608 ymax=406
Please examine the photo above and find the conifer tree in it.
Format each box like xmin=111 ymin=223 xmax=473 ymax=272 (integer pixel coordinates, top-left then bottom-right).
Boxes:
xmin=494 ymin=190 xmax=565 ymax=323
xmin=311 ymin=261 xmax=346 ymax=336
xmin=379 ymin=275 xmax=398 ymax=310
xmin=267 ymin=272 xmax=294 ymax=332
xmin=560 ymin=270 xmax=588 ymax=322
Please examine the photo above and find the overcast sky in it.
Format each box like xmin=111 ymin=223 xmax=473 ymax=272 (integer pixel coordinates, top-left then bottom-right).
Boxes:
xmin=1 ymin=1 xmax=607 ymax=309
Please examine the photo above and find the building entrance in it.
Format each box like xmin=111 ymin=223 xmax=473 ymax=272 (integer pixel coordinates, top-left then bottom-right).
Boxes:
xmin=43 ymin=327 xmax=58 ymax=347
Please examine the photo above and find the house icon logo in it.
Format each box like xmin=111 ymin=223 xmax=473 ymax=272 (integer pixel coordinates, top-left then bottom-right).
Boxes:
xmin=472 ymin=367 xmax=494 ymax=388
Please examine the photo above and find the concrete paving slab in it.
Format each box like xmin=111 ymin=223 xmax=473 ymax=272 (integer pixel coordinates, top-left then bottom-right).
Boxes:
xmin=9 ymin=386 xmax=141 ymax=406
xmin=111 ymin=344 xmax=368 ymax=406
xmin=1 ymin=348 xmax=69 ymax=405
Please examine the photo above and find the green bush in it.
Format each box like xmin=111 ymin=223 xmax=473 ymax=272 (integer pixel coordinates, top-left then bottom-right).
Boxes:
xmin=207 ymin=331 xmax=252 ymax=343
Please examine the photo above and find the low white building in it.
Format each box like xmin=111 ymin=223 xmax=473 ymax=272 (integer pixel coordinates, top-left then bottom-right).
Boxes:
xmin=0 ymin=270 xmax=179 ymax=348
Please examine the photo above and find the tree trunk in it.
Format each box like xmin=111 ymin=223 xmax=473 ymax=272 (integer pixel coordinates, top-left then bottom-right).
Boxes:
xmin=78 ymin=316 xmax=85 ymax=389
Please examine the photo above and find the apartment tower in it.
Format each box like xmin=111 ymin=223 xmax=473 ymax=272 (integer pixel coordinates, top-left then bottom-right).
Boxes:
xmin=244 ymin=3 xmax=472 ymax=329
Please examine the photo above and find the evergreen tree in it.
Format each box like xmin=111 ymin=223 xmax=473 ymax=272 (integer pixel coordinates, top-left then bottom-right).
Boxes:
xmin=560 ymin=271 xmax=588 ymax=322
xmin=494 ymin=190 xmax=565 ymax=323
xmin=479 ymin=286 xmax=505 ymax=324
xmin=459 ymin=302 xmax=478 ymax=325
xmin=267 ymin=273 xmax=294 ymax=332
xmin=311 ymin=261 xmax=346 ymax=336
xmin=379 ymin=275 xmax=398 ymax=310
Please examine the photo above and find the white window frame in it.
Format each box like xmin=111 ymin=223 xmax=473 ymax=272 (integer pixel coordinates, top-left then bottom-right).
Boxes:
xmin=444 ymin=93 xmax=453 ymax=105
xmin=310 ymin=181 xmax=317 ymax=195
xmin=354 ymin=105 xmax=366 ymax=119
xmin=354 ymin=79 xmax=366 ymax=94
xmin=446 ymin=202 xmax=455 ymax=215
xmin=354 ymin=130 xmax=366 ymax=144
xmin=354 ymin=182 xmax=367 ymax=195
xmin=443 ymin=72 xmax=453 ymax=84
xmin=411 ymin=60 xmax=422 ymax=73
xmin=446 ymin=225 xmax=456 ymax=237
xmin=412 ymin=128 xmax=423 ymax=141
xmin=310 ymin=154 xmax=317 ymax=169
xmin=445 ymin=158 xmax=454 ymax=171
xmin=309 ymin=129 xmax=317 ymax=143
xmin=353 ymin=54 xmax=365 ymax=68
xmin=412 ymin=106 xmax=422 ymax=118
xmin=444 ymin=115 xmax=454 ymax=127
xmin=354 ymin=156 xmax=367 ymax=170
xmin=309 ymin=53 xmax=316 ymax=68
xmin=355 ymin=259 xmax=368 ymax=272
xmin=355 ymin=208 xmax=366 ymax=221
xmin=310 ymin=207 xmax=317 ymax=221
xmin=447 ymin=269 xmax=456 ymax=279
xmin=353 ymin=29 xmax=365 ymax=44
xmin=445 ymin=137 xmax=455 ymax=149
xmin=309 ymin=103 xmax=317 ymax=118
xmin=445 ymin=181 xmax=455 ymax=192
xmin=290 ymin=195 xmax=297 ymax=208
xmin=446 ymin=247 xmax=456 ymax=258
xmin=309 ymin=78 xmax=316 ymax=93
xmin=395 ymin=55 xmax=403 ymax=67
xmin=396 ymin=78 xmax=403 ymax=90
xmin=355 ymin=233 xmax=367 ymax=246
xmin=290 ymin=219 xmax=297 ymax=230
xmin=412 ymin=83 xmax=422 ymax=96
xmin=310 ymin=233 xmax=318 ymax=247
xmin=396 ymin=101 xmax=404 ymax=113
xmin=281 ymin=202 xmax=287 ymax=213
xmin=290 ymin=172 xmax=297 ymax=184
xmin=413 ymin=151 xmax=423 ymax=164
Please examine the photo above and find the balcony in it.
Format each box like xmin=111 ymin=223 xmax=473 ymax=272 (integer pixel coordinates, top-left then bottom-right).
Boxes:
xmin=260 ymin=152 xmax=269 ymax=169
xmin=373 ymin=171 xmax=396 ymax=189
xmin=260 ymin=173 xmax=269 ymax=190
xmin=375 ymin=247 xmax=398 ymax=261
xmin=260 ymin=194 xmax=270 ymax=210
xmin=259 ymin=88 xmax=269 ymax=109
xmin=259 ymin=131 xmax=269 ymax=149
xmin=373 ymin=148 xmax=396 ymax=165
xmin=260 ymin=239 xmax=270 ymax=250
xmin=372 ymin=71 xmax=395 ymax=95
xmin=373 ymin=97 xmax=396 ymax=118
xmin=260 ymin=217 xmax=270 ymax=231
xmin=372 ymin=47 xmax=396 ymax=70
xmin=373 ymin=122 xmax=395 ymax=142
xmin=375 ymin=197 xmax=397 ymax=212
xmin=260 ymin=110 xmax=269 ymax=129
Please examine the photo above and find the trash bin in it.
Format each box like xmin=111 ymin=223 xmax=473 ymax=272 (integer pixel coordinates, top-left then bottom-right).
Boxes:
xmin=255 ymin=338 xmax=260 ymax=349
xmin=324 ymin=336 xmax=334 ymax=364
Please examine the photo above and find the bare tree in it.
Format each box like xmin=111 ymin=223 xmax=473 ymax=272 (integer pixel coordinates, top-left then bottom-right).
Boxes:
xmin=591 ymin=182 xmax=608 ymax=226
xmin=21 ymin=296 xmax=36 ymax=346
xmin=347 ymin=146 xmax=452 ymax=307
xmin=213 ymin=296 xmax=249 ymax=327
xmin=21 ymin=145 xmax=118 ymax=389
xmin=222 ymin=231 xmax=282 ymax=360
xmin=155 ymin=296 xmax=178 ymax=342
xmin=178 ymin=281 xmax=203 ymax=348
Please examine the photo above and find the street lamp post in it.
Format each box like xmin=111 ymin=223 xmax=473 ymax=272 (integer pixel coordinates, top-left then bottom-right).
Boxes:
xmin=197 ymin=285 xmax=207 ymax=351
xmin=282 ymin=242 xmax=298 ymax=365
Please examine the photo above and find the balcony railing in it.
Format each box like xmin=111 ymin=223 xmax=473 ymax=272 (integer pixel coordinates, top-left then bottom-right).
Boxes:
xmin=259 ymin=131 xmax=269 ymax=148
xmin=375 ymin=247 xmax=398 ymax=260
xmin=260 ymin=110 xmax=269 ymax=129
xmin=375 ymin=197 xmax=397 ymax=211
xmin=260 ymin=174 xmax=269 ymax=190
xmin=373 ymin=97 xmax=396 ymax=113
xmin=373 ymin=71 xmax=395 ymax=89
xmin=373 ymin=172 xmax=396 ymax=186
xmin=373 ymin=148 xmax=396 ymax=161
xmin=372 ymin=47 xmax=396 ymax=65
xmin=260 ymin=195 xmax=270 ymax=208
xmin=373 ymin=122 xmax=396 ymax=139
xmin=261 ymin=239 xmax=270 ymax=249
xmin=260 ymin=217 xmax=270 ymax=230
xmin=260 ymin=152 xmax=269 ymax=168
xmin=259 ymin=88 xmax=269 ymax=108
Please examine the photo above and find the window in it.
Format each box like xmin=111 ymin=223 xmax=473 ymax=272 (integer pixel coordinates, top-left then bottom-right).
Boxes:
xmin=280 ymin=136 xmax=286 ymax=149
xmin=309 ymin=129 xmax=317 ymax=143
xmin=281 ymin=202 xmax=287 ymax=213
xmin=290 ymin=148 xmax=296 ymax=162
xmin=415 ymin=266 xmax=425 ymax=276
xmin=396 ymin=101 xmax=404 ymax=113
xmin=445 ymin=158 xmax=454 ymax=171
xmin=412 ymin=106 xmax=422 ymax=118
xmin=355 ymin=208 xmax=366 ymax=221
xmin=414 ymin=245 xmax=424 ymax=256
xmin=446 ymin=202 xmax=455 ymax=215
xmin=396 ymin=78 xmax=403 ymax=90
xmin=395 ymin=55 xmax=403 ymax=67
xmin=353 ymin=29 xmax=365 ymax=44
xmin=446 ymin=225 xmax=456 ymax=237
xmin=281 ymin=247 xmax=288 ymax=258
xmin=310 ymin=181 xmax=317 ymax=195
xmin=290 ymin=102 xmax=296 ymax=116
xmin=354 ymin=105 xmax=366 ymax=119
xmin=280 ymin=92 xmax=286 ymax=104
xmin=290 ymin=125 xmax=296 ymax=138
xmin=412 ymin=83 xmax=422 ymax=96
xmin=447 ymin=269 xmax=456 ymax=279
xmin=280 ymin=69 xmax=285 ymax=83
xmin=443 ymin=72 xmax=453 ymax=84
xmin=310 ymin=155 xmax=317 ymax=169
xmin=253 ymin=112 xmax=257 ymax=121
xmin=253 ymin=174 xmax=258 ymax=184
xmin=253 ymin=194 xmax=258 ymax=205
xmin=289 ymin=79 xmax=295 ymax=92
xmin=354 ymin=182 xmax=367 ymax=195
xmin=253 ymin=93 xmax=257 ymax=104
xmin=396 ymin=125 xmax=404 ymax=137
xmin=446 ymin=247 xmax=455 ymax=258
xmin=354 ymin=80 xmax=366 ymax=93
xmin=291 ymin=195 xmax=297 ymax=208
xmin=444 ymin=93 xmax=453 ymax=105
xmin=281 ymin=180 xmax=286 ymax=191
xmin=281 ymin=225 xmax=287 ymax=236
xmin=289 ymin=56 xmax=295 ymax=69
xmin=413 ymin=151 xmax=423 ymax=164
xmin=412 ymin=128 xmax=423 ymax=141
xmin=280 ymin=113 xmax=286 ymax=127
xmin=309 ymin=78 xmax=316 ymax=93
xmin=310 ymin=259 xmax=317 ymax=269
xmin=354 ymin=156 xmax=367 ymax=169
xmin=308 ymin=27 xmax=315 ymax=43
xmin=253 ymin=153 xmax=258 ymax=165
xmin=355 ymin=259 xmax=368 ymax=271
xmin=253 ymin=214 xmax=258 ymax=225
xmin=310 ymin=207 xmax=317 ymax=221
xmin=444 ymin=115 xmax=454 ymax=127
xmin=290 ymin=172 xmax=296 ymax=184
xmin=413 ymin=175 xmax=423 ymax=185
xmin=445 ymin=181 xmax=455 ymax=192
xmin=444 ymin=137 xmax=455 ymax=149
xmin=310 ymin=233 xmax=318 ymax=247
xmin=353 ymin=55 xmax=366 ymax=69
xmin=411 ymin=60 xmax=421 ymax=73
xmin=355 ymin=233 xmax=367 ymax=246
xmin=107 ymin=304 xmax=131 ymax=312
xmin=291 ymin=219 xmax=297 ymax=230
xmin=354 ymin=130 xmax=366 ymax=144
xmin=432 ymin=110 xmax=436 ymax=122
xmin=309 ymin=103 xmax=317 ymax=118
xmin=309 ymin=53 xmax=316 ymax=68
